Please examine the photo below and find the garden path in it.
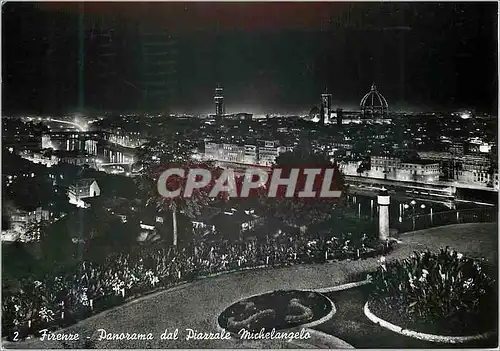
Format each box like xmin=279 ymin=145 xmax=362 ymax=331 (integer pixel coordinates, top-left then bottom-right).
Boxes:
xmin=7 ymin=222 xmax=496 ymax=349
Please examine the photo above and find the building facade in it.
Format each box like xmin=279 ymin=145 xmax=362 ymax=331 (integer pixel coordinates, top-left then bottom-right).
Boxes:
xmin=204 ymin=140 xmax=292 ymax=166
xmin=418 ymin=151 xmax=497 ymax=188
xmin=258 ymin=140 xmax=281 ymax=166
xmin=57 ymin=152 xmax=98 ymax=169
xmin=457 ymin=155 xmax=495 ymax=187
xmin=369 ymin=156 xmax=440 ymax=183
xmin=18 ymin=150 xmax=60 ymax=167
xmin=204 ymin=142 xmax=245 ymax=163
xmin=244 ymin=144 xmax=258 ymax=165
xmin=68 ymin=178 xmax=101 ymax=208
xmin=108 ymin=130 xmax=147 ymax=148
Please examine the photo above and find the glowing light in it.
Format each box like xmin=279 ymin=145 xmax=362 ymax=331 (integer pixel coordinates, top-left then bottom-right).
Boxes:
xmin=479 ymin=144 xmax=491 ymax=153
xmin=49 ymin=119 xmax=86 ymax=132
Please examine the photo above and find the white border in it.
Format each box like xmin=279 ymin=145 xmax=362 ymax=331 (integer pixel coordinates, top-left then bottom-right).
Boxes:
xmin=215 ymin=289 xmax=337 ymax=335
xmin=363 ymin=301 xmax=495 ymax=344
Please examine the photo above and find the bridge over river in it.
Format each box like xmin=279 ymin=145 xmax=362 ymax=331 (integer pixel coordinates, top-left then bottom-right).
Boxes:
xmin=344 ymin=175 xmax=498 ymax=206
xmin=213 ymin=161 xmax=497 ymax=207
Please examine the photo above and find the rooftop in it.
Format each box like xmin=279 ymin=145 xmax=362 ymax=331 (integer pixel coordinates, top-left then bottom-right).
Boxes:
xmin=71 ymin=178 xmax=97 ymax=188
xmin=400 ymin=159 xmax=439 ymax=165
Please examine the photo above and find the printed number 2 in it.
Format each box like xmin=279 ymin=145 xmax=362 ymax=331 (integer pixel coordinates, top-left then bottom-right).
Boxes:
xmin=13 ymin=331 xmax=19 ymax=341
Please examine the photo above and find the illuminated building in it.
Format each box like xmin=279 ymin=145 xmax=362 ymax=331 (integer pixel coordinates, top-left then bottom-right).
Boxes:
xmin=57 ymin=151 xmax=98 ymax=169
xmin=320 ymin=91 xmax=332 ymax=125
xmin=449 ymin=143 xmax=464 ymax=156
xmin=360 ymin=83 xmax=388 ymax=118
xmin=370 ymin=156 xmax=440 ymax=182
xmin=418 ymin=151 xmax=456 ymax=179
xmin=225 ymin=113 xmax=253 ymax=120
xmin=258 ymin=140 xmax=281 ymax=166
xmin=41 ymin=131 xmax=105 ymax=154
xmin=204 ymin=140 xmax=292 ymax=166
xmin=108 ymin=130 xmax=147 ymax=148
xmin=204 ymin=142 xmax=245 ymax=163
xmin=2 ymin=207 xmax=52 ymax=242
xmin=244 ymin=145 xmax=258 ymax=164
xmin=214 ymin=86 xmax=224 ymax=116
xmin=468 ymin=139 xmax=492 ymax=154
xmin=68 ymin=178 xmax=101 ymax=208
xmin=10 ymin=207 xmax=50 ymax=227
xmin=18 ymin=150 xmax=59 ymax=167
xmin=458 ymin=155 xmax=494 ymax=186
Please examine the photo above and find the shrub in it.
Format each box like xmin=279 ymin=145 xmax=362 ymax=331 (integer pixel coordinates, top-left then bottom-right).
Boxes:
xmin=370 ymin=247 xmax=496 ymax=332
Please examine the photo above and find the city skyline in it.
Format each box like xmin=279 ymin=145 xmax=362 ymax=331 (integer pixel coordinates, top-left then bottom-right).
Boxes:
xmin=2 ymin=2 xmax=498 ymax=115
xmin=2 ymin=3 xmax=498 ymax=347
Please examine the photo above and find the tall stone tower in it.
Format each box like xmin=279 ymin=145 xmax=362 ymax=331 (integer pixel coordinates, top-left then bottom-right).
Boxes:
xmin=377 ymin=187 xmax=390 ymax=241
xmin=214 ymin=85 xmax=224 ymax=117
xmin=320 ymin=90 xmax=332 ymax=125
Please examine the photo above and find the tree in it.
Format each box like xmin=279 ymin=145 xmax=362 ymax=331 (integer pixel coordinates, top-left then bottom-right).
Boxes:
xmin=356 ymin=160 xmax=370 ymax=176
xmin=261 ymin=150 xmax=346 ymax=229
xmin=135 ymin=138 xmax=214 ymax=247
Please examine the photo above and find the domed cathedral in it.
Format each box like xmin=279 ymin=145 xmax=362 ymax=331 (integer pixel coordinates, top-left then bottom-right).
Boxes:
xmin=360 ymin=83 xmax=388 ymax=118
xmin=303 ymin=106 xmax=320 ymax=123
xmin=309 ymin=106 xmax=320 ymax=119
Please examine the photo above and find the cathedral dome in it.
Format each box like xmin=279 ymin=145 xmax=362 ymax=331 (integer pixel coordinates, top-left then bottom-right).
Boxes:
xmin=360 ymin=83 xmax=388 ymax=116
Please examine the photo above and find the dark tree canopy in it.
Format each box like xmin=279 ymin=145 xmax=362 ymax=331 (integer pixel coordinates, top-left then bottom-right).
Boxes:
xmin=262 ymin=150 xmax=346 ymax=228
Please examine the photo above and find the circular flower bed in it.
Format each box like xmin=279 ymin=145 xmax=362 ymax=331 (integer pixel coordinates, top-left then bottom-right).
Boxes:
xmin=368 ymin=248 xmax=497 ymax=338
xmin=218 ymin=290 xmax=333 ymax=333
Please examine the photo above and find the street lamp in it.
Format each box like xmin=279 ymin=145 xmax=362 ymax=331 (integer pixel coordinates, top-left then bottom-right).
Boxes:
xmin=410 ymin=199 xmax=416 ymax=216
xmin=410 ymin=199 xmax=417 ymax=230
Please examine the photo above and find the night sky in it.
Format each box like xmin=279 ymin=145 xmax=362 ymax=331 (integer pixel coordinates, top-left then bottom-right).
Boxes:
xmin=2 ymin=2 xmax=498 ymax=115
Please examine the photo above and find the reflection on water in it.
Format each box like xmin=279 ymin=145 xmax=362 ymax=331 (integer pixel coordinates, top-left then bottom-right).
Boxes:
xmin=64 ymin=139 xmax=98 ymax=155
xmin=345 ymin=193 xmax=487 ymax=227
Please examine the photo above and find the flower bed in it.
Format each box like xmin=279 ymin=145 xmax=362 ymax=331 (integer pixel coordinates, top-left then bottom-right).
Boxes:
xmin=2 ymin=234 xmax=393 ymax=341
xmin=218 ymin=290 xmax=333 ymax=333
xmin=368 ymin=248 xmax=497 ymax=337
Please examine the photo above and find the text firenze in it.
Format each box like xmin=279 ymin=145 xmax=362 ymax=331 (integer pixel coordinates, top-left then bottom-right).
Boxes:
xmin=157 ymin=167 xmax=342 ymax=199
xmin=37 ymin=328 xmax=311 ymax=342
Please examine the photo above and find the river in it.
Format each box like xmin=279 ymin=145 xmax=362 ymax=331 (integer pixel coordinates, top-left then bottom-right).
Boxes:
xmin=345 ymin=193 xmax=491 ymax=227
